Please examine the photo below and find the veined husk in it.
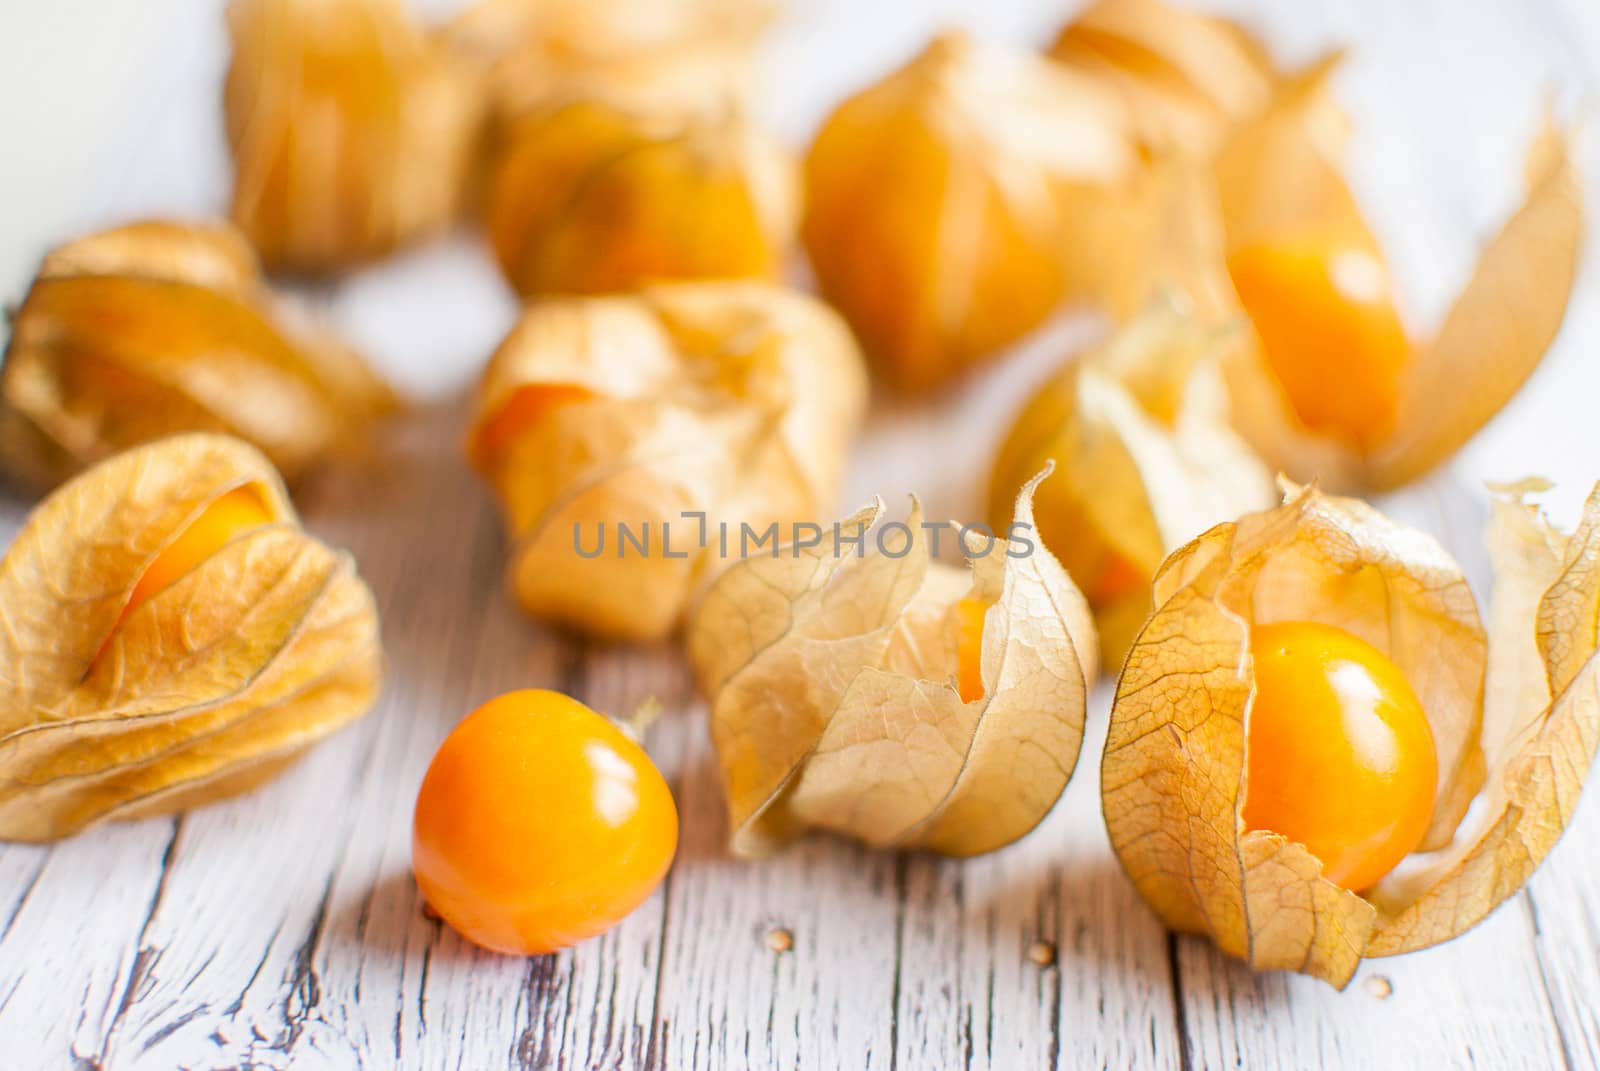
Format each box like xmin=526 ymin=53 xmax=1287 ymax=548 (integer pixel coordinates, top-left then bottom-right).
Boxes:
xmin=445 ymin=0 xmax=770 ymax=123
xmin=1206 ymin=64 xmax=1584 ymax=490
xmin=225 ymin=0 xmax=485 ymax=272
xmin=1048 ymin=0 xmax=1278 ymax=156
xmin=687 ymin=471 xmax=1097 ymax=857
xmin=466 ymin=281 xmax=867 ymax=641
xmin=0 ymin=220 xmax=395 ymax=493
xmin=0 ymin=434 xmax=383 ymax=842
xmin=1103 ymin=479 xmax=1600 ymax=987
xmin=988 ymin=300 xmax=1275 ymax=671
xmin=802 ymin=30 xmax=1145 ymax=392
xmin=486 ymin=99 xmax=798 ymax=298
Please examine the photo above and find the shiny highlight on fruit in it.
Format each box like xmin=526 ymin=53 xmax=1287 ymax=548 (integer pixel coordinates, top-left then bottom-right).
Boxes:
xmin=1243 ymin=621 xmax=1437 ymax=891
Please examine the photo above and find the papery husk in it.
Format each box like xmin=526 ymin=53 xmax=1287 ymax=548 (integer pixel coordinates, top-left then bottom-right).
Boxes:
xmin=988 ymin=300 xmax=1274 ymax=671
xmin=0 ymin=434 xmax=383 ymax=841
xmin=1103 ymin=480 xmax=1600 ymax=987
xmin=0 ymin=220 xmax=396 ymax=493
xmin=802 ymin=30 xmax=1143 ymax=392
xmin=445 ymin=0 xmax=770 ymax=124
xmin=1212 ymin=63 xmax=1584 ymax=490
xmin=687 ymin=471 xmax=1096 ymax=857
xmin=466 ymin=281 xmax=867 ymax=641
xmin=225 ymin=0 xmax=485 ymax=272
xmin=1048 ymin=0 xmax=1277 ymax=156
xmin=486 ymin=99 xmax=798 ymax=298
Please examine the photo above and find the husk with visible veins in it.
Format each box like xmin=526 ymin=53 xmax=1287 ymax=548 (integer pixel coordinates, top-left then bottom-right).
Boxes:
xmin=466 ymin=282 xmax=866 ymax=642
xmin=1210 ymin=63 xmax=1584 ymax=490
xmin=688 ymin=471 xmax=1096 ymax=858
xmin=225 ymin=0 xmax=485 ymax=272
xmin=445 ymin=0 xmax=770 ymax=124
xmin=0 ymin=434 xmax=383 ymax=841
xmin=1048 ymin=0 xmax=1278 ymax=156
xmin=487 ymin=99 xmax=798 ymax=298
xmin=802 ymin=30 xmax=1144 ymax=392
xmin=1103 ymin=480 xmax=1600 ymax=987
xmin=0 ymin=220 xmax=395 ymax=493
xmin=988 ymin=300 xmax=1275 ymax=671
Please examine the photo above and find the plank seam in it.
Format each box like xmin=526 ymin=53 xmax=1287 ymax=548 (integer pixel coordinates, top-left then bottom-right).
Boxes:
xmin=1166 ymin=934 xmax=1193 ymax=1071
xmin=92 ymin=817 xmax=184 ymax=1068
xmin=0 ymin=850 xmax=50 ymax=942
xmin=1523 ymin=893 xmax=1578 ymax=1071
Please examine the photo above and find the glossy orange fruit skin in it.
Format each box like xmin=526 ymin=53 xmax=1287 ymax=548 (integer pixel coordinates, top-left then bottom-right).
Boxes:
xmin=1243 ymin=621 xmax=1438 ymax=891
xmin=412 ymin=690 xmax=679 ymax=956
xmin=1227 ymin=228 xmax=1411 ymax=452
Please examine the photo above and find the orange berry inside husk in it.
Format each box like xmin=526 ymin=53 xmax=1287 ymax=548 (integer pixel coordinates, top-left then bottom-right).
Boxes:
xmin=1227 ymin=228 xmax=1411 ymax=453
xmin=411 ymin=689 xmax=679 ymax=956
xmin=468 ymin=383 xmax=594 ymax=473
xmin=955 ymin=597 xmax=988 ymax=702
xmin=99 ymin=486 xmax=273 ymax=658
xmin=1243 ymin=620 xmax=1437 ymax=892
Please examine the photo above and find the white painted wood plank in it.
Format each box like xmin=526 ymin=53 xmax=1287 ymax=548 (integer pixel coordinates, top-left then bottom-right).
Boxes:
xmin=1524 ymin=796 xmax=1600 ymax=1071
xmin=650 ymin=714 xmax=902 ymax=1069
xmin=0 ymin=821 xmax=176 ymax=1065
xmin=1176 ymin=916 xmax=1570 ymax=1071
xmin=893 ymin=701 xmax=1182 ymax=1071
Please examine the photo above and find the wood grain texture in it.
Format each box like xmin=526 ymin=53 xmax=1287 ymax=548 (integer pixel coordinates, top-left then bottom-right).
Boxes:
xmin=0 ymin=0 xmax=1598 ymax=1068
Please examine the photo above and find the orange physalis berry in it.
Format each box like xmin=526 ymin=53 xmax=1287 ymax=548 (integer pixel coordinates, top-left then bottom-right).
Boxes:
xmin=411 ymin=689 xmax=679 ymax=955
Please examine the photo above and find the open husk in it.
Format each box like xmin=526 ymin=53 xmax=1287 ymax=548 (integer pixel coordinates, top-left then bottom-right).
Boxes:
xmin=0 ymin=220 xmax=395 ymax=492
xmin=445 ymin=0 xmax=770 ymax=123
xmin=1208 ymin=66 xmax=1584 ymax=490
xmin=1048 ymin=0 xmax=1278 ymax=156
xmin=486 ymin=99 xmax=797 ymax=297
xmin=225 ymin=0 xmax=485 ymax=272
xmin=466 ymin=281 xmax=867 ymax=641
xmin=988 ymin=301 xmax=1275 ymax=670
xmin=1048 ymin=4 xmax=1583 ymax=489
xmin=802 ymin=30 xmax=1144 ymax=392
xmin=687 ymin=471 xmax=1096 ymax=857
xmin=1103 ymin=480 xmax=1600 ymax=987
xmin=0 ymin=434 xmax=383 ymax=842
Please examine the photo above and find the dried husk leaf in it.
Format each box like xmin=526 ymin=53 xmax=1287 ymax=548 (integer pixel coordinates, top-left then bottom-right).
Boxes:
xmin=486 ymin=99 xmax=798 ymax=298
xmin=1103 ymin=481 xmax=1600 ymax=986
xmin=445 ymin=0 xmax=770 ymax=124
xmin=802 ymin=30 xmax=1143 ymax=392
xmin=1366 ymin=122 xmax=1585 ymax=489
xmin=466 ymin=282 xmax=867 ymax=641
xmin=225 ymin=0 xmax=486 ymax=272
xmin=0 ymin=220 xmax=395 ymax=493
xmin=1212 ymin=63 xmax=1584 ymax=489
xmin=687 ymin=471 xmax=1096 ymax=857
xmin=1048 ymin=0 xmax=1277 ymax=156
xmin=0 ymin=434 xmax=383 ymax=841
xmin=988 ymin=301 xmax=1274 ymax=671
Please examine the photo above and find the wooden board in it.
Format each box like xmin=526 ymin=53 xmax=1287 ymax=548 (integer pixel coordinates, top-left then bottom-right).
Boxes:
xmin=1 ymin=0 xmax=1598 ymax=1067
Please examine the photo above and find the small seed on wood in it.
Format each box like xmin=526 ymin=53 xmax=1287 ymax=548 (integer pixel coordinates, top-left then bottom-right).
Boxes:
xmin=1027 ymin=940 xmax=1057 ymax=967
xmin=765 ymin=927 xmax=794 ymax=953
xmin=1364 ymin=974 xmax=1393 ymax=1000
